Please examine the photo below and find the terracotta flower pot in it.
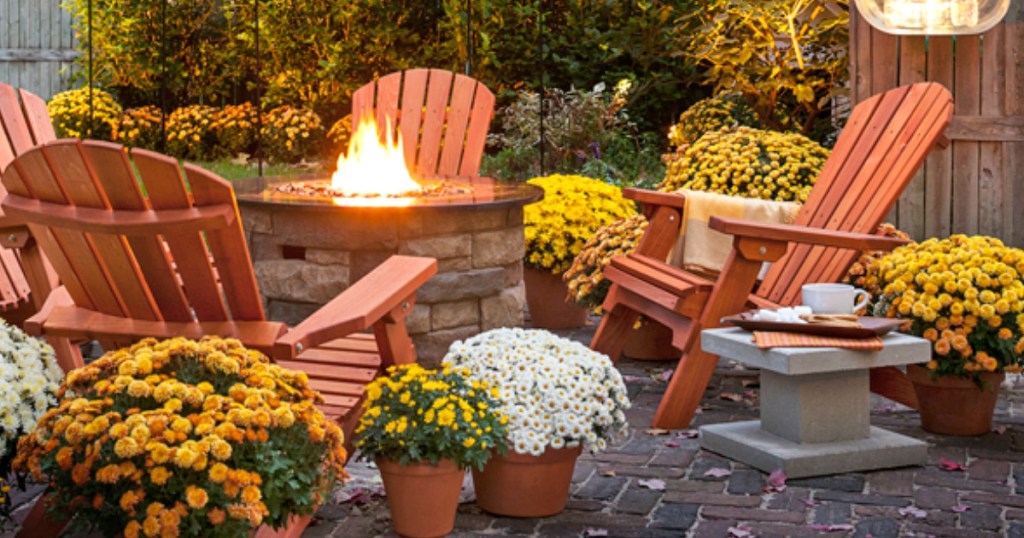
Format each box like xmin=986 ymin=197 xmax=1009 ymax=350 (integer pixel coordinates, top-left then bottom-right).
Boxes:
xmin=907 ymin=364 xmax=1004 ymax=436
xmin=377 ymin=458 xmax=464 ymax=538
xmin=472 ymin=445 xmax=581 ymax=517
xmin=622 ymin=320 xmax=679 ymax=361
xmin=523 ymin=266 xmax=588 ymax=329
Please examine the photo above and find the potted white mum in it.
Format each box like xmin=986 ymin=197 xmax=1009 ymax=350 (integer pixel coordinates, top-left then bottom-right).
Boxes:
xmin=442 ymin=327 xmax=630 ymax=517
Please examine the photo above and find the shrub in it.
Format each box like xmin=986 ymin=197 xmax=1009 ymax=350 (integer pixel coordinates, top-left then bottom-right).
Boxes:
xmin=563 ymin=214 xmax=648 ymax=309
xmin=48 ymin=87 xmax=122 ymax=140
xmin=859 ymin=236 xmax=1024 ymax=382
xmin=260 ymin=106 xmax=324 ymax=163
xmin=679 ymin=0 xmax=849 ymax=142
xmin=324 ymin=115 xmax=353 ymax=159
xmin=166 ymin=105 xmax=220 ymax=161
xmin=14 ymin=336 xmax=348 ymax=538
xmin=667 ymin=92 xmax=759 ymax=149
xmin=484 ymin=81 xmax=664 ymax=186
xmin=659 ymin=126 xmax=829 ymax=203
xmin=523 ymin=174 xmax=636 ymax=274
xmin=114 ymin=106 xmax=164 ymax=150
xmin=211 ymin=103 xmax=259 ymax=158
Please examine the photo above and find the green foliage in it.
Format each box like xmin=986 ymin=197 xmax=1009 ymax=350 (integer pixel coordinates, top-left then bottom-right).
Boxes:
xmin=483 ymin=81 xmax=664 ymax=186
xmin=260 ymin=106 xmax=325 ymax=163
xmin=680 ymin=0 xmax=849 ymax=141
xmin=48 ymin=87 xmax=122 ymax=140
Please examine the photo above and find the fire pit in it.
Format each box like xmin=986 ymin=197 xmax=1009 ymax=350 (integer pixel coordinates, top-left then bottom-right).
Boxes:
xmin=234 ymin=116 xmax=541 ymax=362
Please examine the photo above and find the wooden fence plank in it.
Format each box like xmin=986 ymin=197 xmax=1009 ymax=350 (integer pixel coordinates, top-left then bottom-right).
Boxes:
xmin=0 ymin=0 xmax=76 ymax=99
xmin=979 ymin=25 xmax=1006 ymax=238
xmin=1006 ymin=7 xmax=1024 ymax=248
xmin=923 ymin=36 xmax=954 ymax=239
xmin=897 ymin=35 xmax=927 ymax=238
xmin=952 ymin=35 xmax=982 ymax=235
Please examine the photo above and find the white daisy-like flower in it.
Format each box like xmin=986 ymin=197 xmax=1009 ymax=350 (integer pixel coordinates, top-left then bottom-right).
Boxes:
xmin=0 ymin=321 xmax=63 ymax=460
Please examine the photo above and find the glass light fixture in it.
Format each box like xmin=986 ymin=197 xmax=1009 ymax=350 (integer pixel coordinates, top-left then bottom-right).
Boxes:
xmin=855 ymin=0 xmax=1010 ymax=35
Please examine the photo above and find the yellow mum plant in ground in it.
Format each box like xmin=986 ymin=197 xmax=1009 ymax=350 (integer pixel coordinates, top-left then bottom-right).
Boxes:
xmin=524 ymin=174 xmax=637 ymax=274
xmin=659 ymin=126 xmax=829 ymax=202
xmin=166 ymin=105 xmax=220 ymax=161
xmin=563 ymin=214 xmax=648 ymax=309
xmin=355 ymin=363 xmax=509 ymax=470
xmin=48 ymin=87 xmax=122 ymax=141
xmin=211 ymin=102 xmax=259 ymax=158
xmin=860 ymin=235 xmax=1024 ymax=382
xmin=261 ymin=106 xmax=324 ymax=163
xmin=115 ymin=106 xmax=164 ymax=151
xmin=14 ymin=336 xmax=347 ymax=538
xmin=666 ymin=92 xmax=758 ymax=149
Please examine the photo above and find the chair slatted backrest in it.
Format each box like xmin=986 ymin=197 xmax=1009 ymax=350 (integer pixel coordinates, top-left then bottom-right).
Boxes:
xmin=1 ymin=139 xmax=266 ymax=324
xmin=351 ymin=68 xmax=495 ymax=178
xmin=757 ymin=82 xmax=954 ymax=306
xmin=0 ymin=84 xmax=58 ymax=312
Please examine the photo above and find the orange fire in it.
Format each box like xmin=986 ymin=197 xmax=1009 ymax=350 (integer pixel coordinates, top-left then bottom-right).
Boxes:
xmin=331 ymin=115 xmax=422 ymax=197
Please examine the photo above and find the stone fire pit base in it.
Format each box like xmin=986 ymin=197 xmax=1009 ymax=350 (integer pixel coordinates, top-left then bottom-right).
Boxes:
xmin=240 ymin=203 xmax=526 ymax=365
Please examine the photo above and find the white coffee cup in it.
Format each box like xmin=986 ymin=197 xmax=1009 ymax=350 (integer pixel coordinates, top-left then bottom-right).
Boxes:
xmin=801 ymin=283 xmax=870 ymax=314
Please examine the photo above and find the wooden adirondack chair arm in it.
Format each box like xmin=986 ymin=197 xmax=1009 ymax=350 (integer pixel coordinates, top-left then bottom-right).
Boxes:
xmin=1 ymin=196 xmax=236 ymax=236
xmin=709 ymin=216 xmax=911 ymax=252
xmin=623 ymin=188 xmax=686 ymax=211
xmin=274 ymin=255 xmax=438 ymax=359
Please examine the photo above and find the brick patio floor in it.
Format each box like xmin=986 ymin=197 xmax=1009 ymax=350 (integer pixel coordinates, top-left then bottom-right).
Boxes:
xmin=6 ymin=317 xmax=1024 ymax=537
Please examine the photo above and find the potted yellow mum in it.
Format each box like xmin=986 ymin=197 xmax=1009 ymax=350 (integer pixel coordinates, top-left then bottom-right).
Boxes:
xmin=859 ymin=235 xmax=1024 ymax=435
xmin=14 ymin=336 xmax=348 ymax=538
xmin=523 ymin=174 xmax=636 ymax=329
xmin=355 ymin=363 xmax=508 ymax=538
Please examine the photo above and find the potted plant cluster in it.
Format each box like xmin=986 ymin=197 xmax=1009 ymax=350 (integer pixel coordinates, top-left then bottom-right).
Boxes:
xmin=523 ymin=174 xmax=637 ymax=329
xmin=14 ymin=336 xmax=348 ymax=537
xmin=0 ymin=320 xmax=64 ymax=529
xmin=443 ymin=328 xmax=631 ymax=517
xmin=355 ymin=363 xmax=509 ymax=538
xmin=860 ymin=234 xmax=1024 ymax=435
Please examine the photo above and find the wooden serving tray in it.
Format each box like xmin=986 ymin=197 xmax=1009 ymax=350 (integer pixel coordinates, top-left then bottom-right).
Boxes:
xmin=721 ymin=312 xmax=907 ymax=339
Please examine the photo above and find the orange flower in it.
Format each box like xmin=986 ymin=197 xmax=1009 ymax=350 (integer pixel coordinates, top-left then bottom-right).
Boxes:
xmin=207 ymin=508 xmax=226 ymax=525
xmin=149 ymin=466 xmax=172 ymax=486
xmin=934 ymin=339 xmax=951 ymax=356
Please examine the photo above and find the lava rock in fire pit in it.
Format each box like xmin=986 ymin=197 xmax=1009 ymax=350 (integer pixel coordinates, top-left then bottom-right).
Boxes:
xmin=276 ymin=179 xmax=474 ymax=199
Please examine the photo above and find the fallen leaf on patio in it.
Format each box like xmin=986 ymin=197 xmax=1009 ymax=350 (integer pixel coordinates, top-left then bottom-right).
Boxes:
xmin=337 ymin=487 xmax=376 ymax=505
xmin=766 ymin=469 xmax=787 ymax=492
xmin=939 ymin=458 xmax=967 ymax=472
xmin=878 ymin=404 xmax=896 ymax=413
xmin=704 ymin=467 xmax=732 ymax=478
xmin=993 ymin=425 xmax=1008 ymax=435
xmin=898 ymin=506 xmax=927 ymax=518
xmin=951 ymin=504 xmax=970 ymax=513
xmin=659 ymin=369 xmax=674 ymax=382
xmin=799 ymin=498 xmax=820 ymax=507
xmin=600 ymin=470 xmax=617 ymax=477
xmin=638 ymin=478 xmax=666 ymax=491
xmin=584 ymin=528 xmax=609 ymax=537
xmin=677 ymin=429 xmax=699 ymax=439
xmin=665 ymin=441 xmax=681 ymax=448
xmin=727 ymin=526 xmax=753 ymax=537
xmin=622 ymin=375 xmax=643 ymax=383
xmin=720 ymin=392 xmax=743 ymax=402
xmin=808 ymin=524 xmax=854 ymax=531
xmin=744 ymin=390 xmax=758 ymax=399
xmin=645 ymin=428 xmax=671 ymax=436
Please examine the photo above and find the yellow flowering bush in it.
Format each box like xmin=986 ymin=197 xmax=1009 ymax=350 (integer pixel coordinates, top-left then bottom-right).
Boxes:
xmin=659 ymin=126 xmax=829 ymax=203
xmin=524 ymin=174 xmax=637 ymax=274
xmin=845 ymin=223 xmax=912 ymax=290
xmin=355 ymin=363 xmax=509 ymax=470
xmin=860 ymin=235 xmax=1024 ymax=381
xmin=14 ymin=336 xmax=347 ymax=538
xmin=166 ymin=105 xmax=220 ymax=161
xmin=114 ymin=106 xmax=164 ymax=151
xmin=667 ymin=92 xmax=758 ymax=149
xmin=260 ymin=106 xmax=324 ymax=163
xmin=47 ymin=87 xmax=122 ymax=140
xmin=211 ymin=102 xmax=259 ymax=158
xmin=563 ymin=214 xmax=648 ymax=309
xmin=324 ymin=114 xmax=352 ymax=158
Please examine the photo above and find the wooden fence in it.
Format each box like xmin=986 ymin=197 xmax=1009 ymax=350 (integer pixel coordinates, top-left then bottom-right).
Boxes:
xmin=850 ymin=3 xmax=1024 ymax=247
xmin=0 ymin=0 xmax=78 ymax=100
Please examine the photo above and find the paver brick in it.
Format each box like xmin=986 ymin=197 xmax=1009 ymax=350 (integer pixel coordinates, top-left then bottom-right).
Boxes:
xmin=922 ymin=509 xmax=956 ymax=528
xmin=853 ymin=518 xmax=899 ymax=538
xmin=746 ymin=522 xmax=848 ymax=537
xmin=813 ymin=490 xmax=910 ymax=507
xmin=663 ymin=491 xmax=762 ymax=507
xmin=787 ymin=474 xmax=865 ymax=492
xmin=615 ymin=488 xmax=662 ymax=515
xmin=866 ymin=468 xmax=915 ymax=496
xmin=962 ymin=490 xmax=1024 ymax=508
xmin=664 ymin=478 xmax=725 ymax=493
xmin=1009 ymin=521 xmax=1024 ymax=538
xmin=812 ymin=501 xmax=851 ymax=525
xmin=915 ymin=467 xmax=1012 ymax=494
xmin=726 ymin=468 xmax=766 ymax=495
xmin=491 ymin=517 xmax=538 ymax=534
xmin=969 ymin=458 xmax=1012 ymax=482
xmin=648 ymin=447 xmax=698 ymax=468
xmin=959 ymin=502 xmax=1003 ymax=531
xmin=648 ymin=502 xmax=699 ymax=530
xmin=765 ymin=487 xmax=811 ymax=513
xmin=575 ymin=475 xmax=628 ymax=501
xmin=701 ymin=504 xmax=806 ymax=523
xmin=907 ymin=522 xmax=1002 ymax=537
xmin=598 ymin=464 xmax=685 ymax=479
xmin=564 ymin=499 xmax=605 ymax=512
xmin=690 ymin=519 xmax=740 ymax=538
xmin=914 ymin=486 xmax=958 ymax=509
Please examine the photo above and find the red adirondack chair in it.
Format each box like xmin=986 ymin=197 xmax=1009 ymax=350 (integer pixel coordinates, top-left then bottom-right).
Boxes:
xmin=591 ymin=82 xmax=955 ymax=429
xmin=0 ymin=83 xmax=59 ymax=324
xmin=351 ymin=68 xmax=495 ymax=178
xmin=2 ymin=139 xmax=438 ymax=538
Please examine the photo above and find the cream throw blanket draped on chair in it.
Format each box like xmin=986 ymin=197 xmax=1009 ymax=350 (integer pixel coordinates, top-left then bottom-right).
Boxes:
xmin=668 ymin=189 xmax=800 ymax=277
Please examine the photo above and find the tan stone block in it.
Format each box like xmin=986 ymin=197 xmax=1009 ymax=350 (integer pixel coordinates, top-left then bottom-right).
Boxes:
xmin=472 ymin=227 xmax=525 ymax=268
xmin=412 ymin=325 xmax=480 ymax=367
xmin=504 ymin=262 xmax=524 ymax=286
xmin=240 ymin=206 xmax=273 ymax=234
xmin=481 ymin=283 xmax=526 ymax=330
xmin=306 ymin=249 xmax=350 ymax=266
xmin=416 ymin=268 xmax=507 ymax=303
xmin=403 ymin=207 xmax=510 ymax=237
xmin=266 ymin=300 xmax=319 ymax=326
xmin=406 ymin=304 xmax=431 ymax=335
xmin=247 ymin=233 xmax=282 ymax=261
xmin=254 ymin=259 xmax=348 ymax=303
xmin=438 ymin=257 xmax=472 ymax=273
xmin=399 ymin=234 xmax=472 ymax=259
xmin=431 ymin=300 xmax=480 ymax=330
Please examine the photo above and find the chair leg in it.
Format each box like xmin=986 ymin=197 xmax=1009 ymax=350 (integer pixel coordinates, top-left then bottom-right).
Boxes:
xmin=48 ymin=336 xmax=84 ymax=372
xmin=651 ymin=340 xmax=720 ymax=429
xmin=870 ymin=366 xmax=919 ymax=409
xmin=590 ymin=304 xmax=639 ymax=363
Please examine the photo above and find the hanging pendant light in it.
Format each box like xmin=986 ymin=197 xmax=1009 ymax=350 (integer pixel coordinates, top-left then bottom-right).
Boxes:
xmin=855 ymin=0 xmax=1010 ymax=35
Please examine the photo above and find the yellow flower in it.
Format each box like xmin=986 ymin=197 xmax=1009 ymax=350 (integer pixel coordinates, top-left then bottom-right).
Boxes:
xmin=185 ymin=485 xmax=209 ymax=509
xmin=149 ymin=466 xmax=172 ymax=486
xmin=209 ymin=462 xmax=229 ymax=483
xmin=115 ymin=437 xmax=142 ymax=458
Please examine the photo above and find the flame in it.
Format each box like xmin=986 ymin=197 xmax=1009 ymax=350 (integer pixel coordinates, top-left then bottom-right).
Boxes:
xmin=331 ymin=115 xmax=422 ymax=197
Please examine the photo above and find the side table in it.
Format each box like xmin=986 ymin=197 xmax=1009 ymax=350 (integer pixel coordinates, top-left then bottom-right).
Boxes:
xmin=699 ymin=327 xmax=929 ymax=478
